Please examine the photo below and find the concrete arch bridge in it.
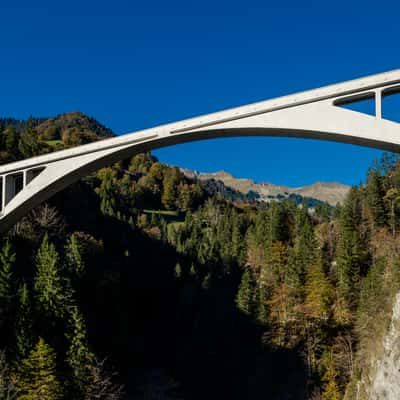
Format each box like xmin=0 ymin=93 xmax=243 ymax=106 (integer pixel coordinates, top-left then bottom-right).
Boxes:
xmin=1 ymin=70 xmax=400 ymax=233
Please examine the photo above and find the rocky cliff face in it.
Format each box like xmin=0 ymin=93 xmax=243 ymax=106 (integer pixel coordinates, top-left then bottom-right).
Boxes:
xmin=369 ymin=291 xmax=400 ymax=399
xmin=348 ymin=291 xmax=400 ymax=400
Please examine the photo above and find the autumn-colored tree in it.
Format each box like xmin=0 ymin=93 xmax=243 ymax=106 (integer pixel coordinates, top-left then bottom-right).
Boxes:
xmin=162 ymin=168 xmax=180 ymax=210
xmin=305 ymin=253 xmax=334 ymax=321
xmin=84 ymin=358 xmax=124 ymax=400
xmin=321 ymin=349 xmax=341 ymax=400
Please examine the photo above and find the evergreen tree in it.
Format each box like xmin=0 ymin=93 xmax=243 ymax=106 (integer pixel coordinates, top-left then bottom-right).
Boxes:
xmin=202 ymin=273 xmax=212 ymax=290
xmin=33 ymin=235 xmax=65 ymax=318
xmin=15 ymin=284 xmax=33 ymax=360
xmin=18 ymin=338 xmax=62 ymax=400
xmin=236 ymin=269 xmax=254 ymax=316
xmin=366 ymin=169 xmax=386 ymax=229
xmin=256 ymin=284 xmax=269 ymax=325
xmin=0 ymin=241 xmax=16 ymax=304
xmin=66 ymin=306 xmax=93 ymax=394
xmin=3 ymin=126 xmax=19 ymax=153
xmin=263 ymin=241 xmax=288 ymax=286
xmin=336 ymin=227 xmax=363 ymax=308
xmin=384 ymin=188 xmax=400 ymax=236
xmin=65 ymin=234 xmax=85 ymax=279
xmin=356 ymin=258 xmax=385 ymax=332
xmin=266 ymin=203 xmax=288 ymax=245
xmin=18 ymin=123 xmax=43 ymax=159
xmin=96 ymin=168 xmax=117 ymax=217
xmin=189 ymin=263 xmax=197 ymax=278
xmin=287 ymin=210 xmax=316 ymax=290
xmin=174 ymin=263 xmax=182 ymax=280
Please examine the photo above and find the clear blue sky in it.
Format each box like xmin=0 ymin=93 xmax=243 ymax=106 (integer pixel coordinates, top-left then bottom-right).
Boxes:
xmin=1 ymin=0 xmax=399 ymax=186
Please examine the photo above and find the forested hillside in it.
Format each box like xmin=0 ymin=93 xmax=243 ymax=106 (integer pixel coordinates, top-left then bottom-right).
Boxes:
xmin=0 ymin=115 xmax=399 ymax=399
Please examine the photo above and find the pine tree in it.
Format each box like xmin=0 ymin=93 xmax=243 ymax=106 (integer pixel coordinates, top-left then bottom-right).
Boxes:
xmin=0 ymin=241 xmax=16 ymax=304
xmin=366 ymin=169 xmax=386 ymax=229
xmin=33 ymin=235 xmax=65 ymax=318
xmin=336 ymin=227 xmax=363 ymax=307
xmin=15 ymin=284 xmax=33 ymax=360
xmin=65 ymin=234 xmax=85 ymax=279
xmin=230 ymin=212 xmax=245 ymax=264
xmin=202 ymin=273 xmax=212 ymax=290
xmin=3 ymin=126 xmax=19 ymax=153
xmin=18 ymin=122 xmax=42 ymax=159
xmin=264 ymin=241 xmax=288 ymax=286
xmin=236 ymin=269 xmax=254 ymax=316
xmin=189 ymin=263 xmax=197 ymax=278
xmin=66 ymin=306 xmax=93 ymax=394
xmin=18 ymin=338 xmax=62 ymax=400
xmin=384 ymin=188 xmax=400 ymax=236
xmin=256 ymin=285 xmax=269 ymax=325
xmin=356 ymin=259 xmax=385 ymax=333
xmin=96 ymin=168 xmax=117 ymax=217
xmin=174 ymin=263 xmax=182 ymax=280
xmin=266 ymin=203 xmax=288 ymax=245
xmin=287 ymin=211 xmax=316 ymax=290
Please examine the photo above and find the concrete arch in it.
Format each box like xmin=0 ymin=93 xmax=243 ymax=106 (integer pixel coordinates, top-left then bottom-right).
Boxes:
xmin=1 ymin=69 xmax=400 ymax=233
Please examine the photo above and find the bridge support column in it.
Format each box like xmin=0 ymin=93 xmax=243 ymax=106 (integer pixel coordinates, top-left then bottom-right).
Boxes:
xmin=376 ymin=90 xmax=382 ymax=119
xmin=0 ymin=177 xmax=4 ymax=214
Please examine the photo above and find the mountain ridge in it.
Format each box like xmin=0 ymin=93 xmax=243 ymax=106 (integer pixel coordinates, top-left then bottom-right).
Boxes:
xmin=181 ymin=168 xmax=350 ymax=205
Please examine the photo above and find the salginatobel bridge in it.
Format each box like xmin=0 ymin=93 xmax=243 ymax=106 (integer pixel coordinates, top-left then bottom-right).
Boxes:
xmin=1 ymin=70 xmax=400 ymax=233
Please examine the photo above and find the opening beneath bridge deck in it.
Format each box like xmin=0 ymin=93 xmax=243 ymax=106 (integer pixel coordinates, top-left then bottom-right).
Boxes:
xmin=333 ymin=92 xmax=376 ymax=116
xmin=382 ymin=86 xmax=400 ymax=123
xmin=5 ymin=172 xmax=23 ymax=206
xmin=26 ymin=167 xmax=45 ymax=185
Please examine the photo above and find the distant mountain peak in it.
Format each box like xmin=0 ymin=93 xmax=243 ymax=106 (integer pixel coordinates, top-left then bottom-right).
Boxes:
xmin=180 ymin=168 xmax=350 ymax=205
